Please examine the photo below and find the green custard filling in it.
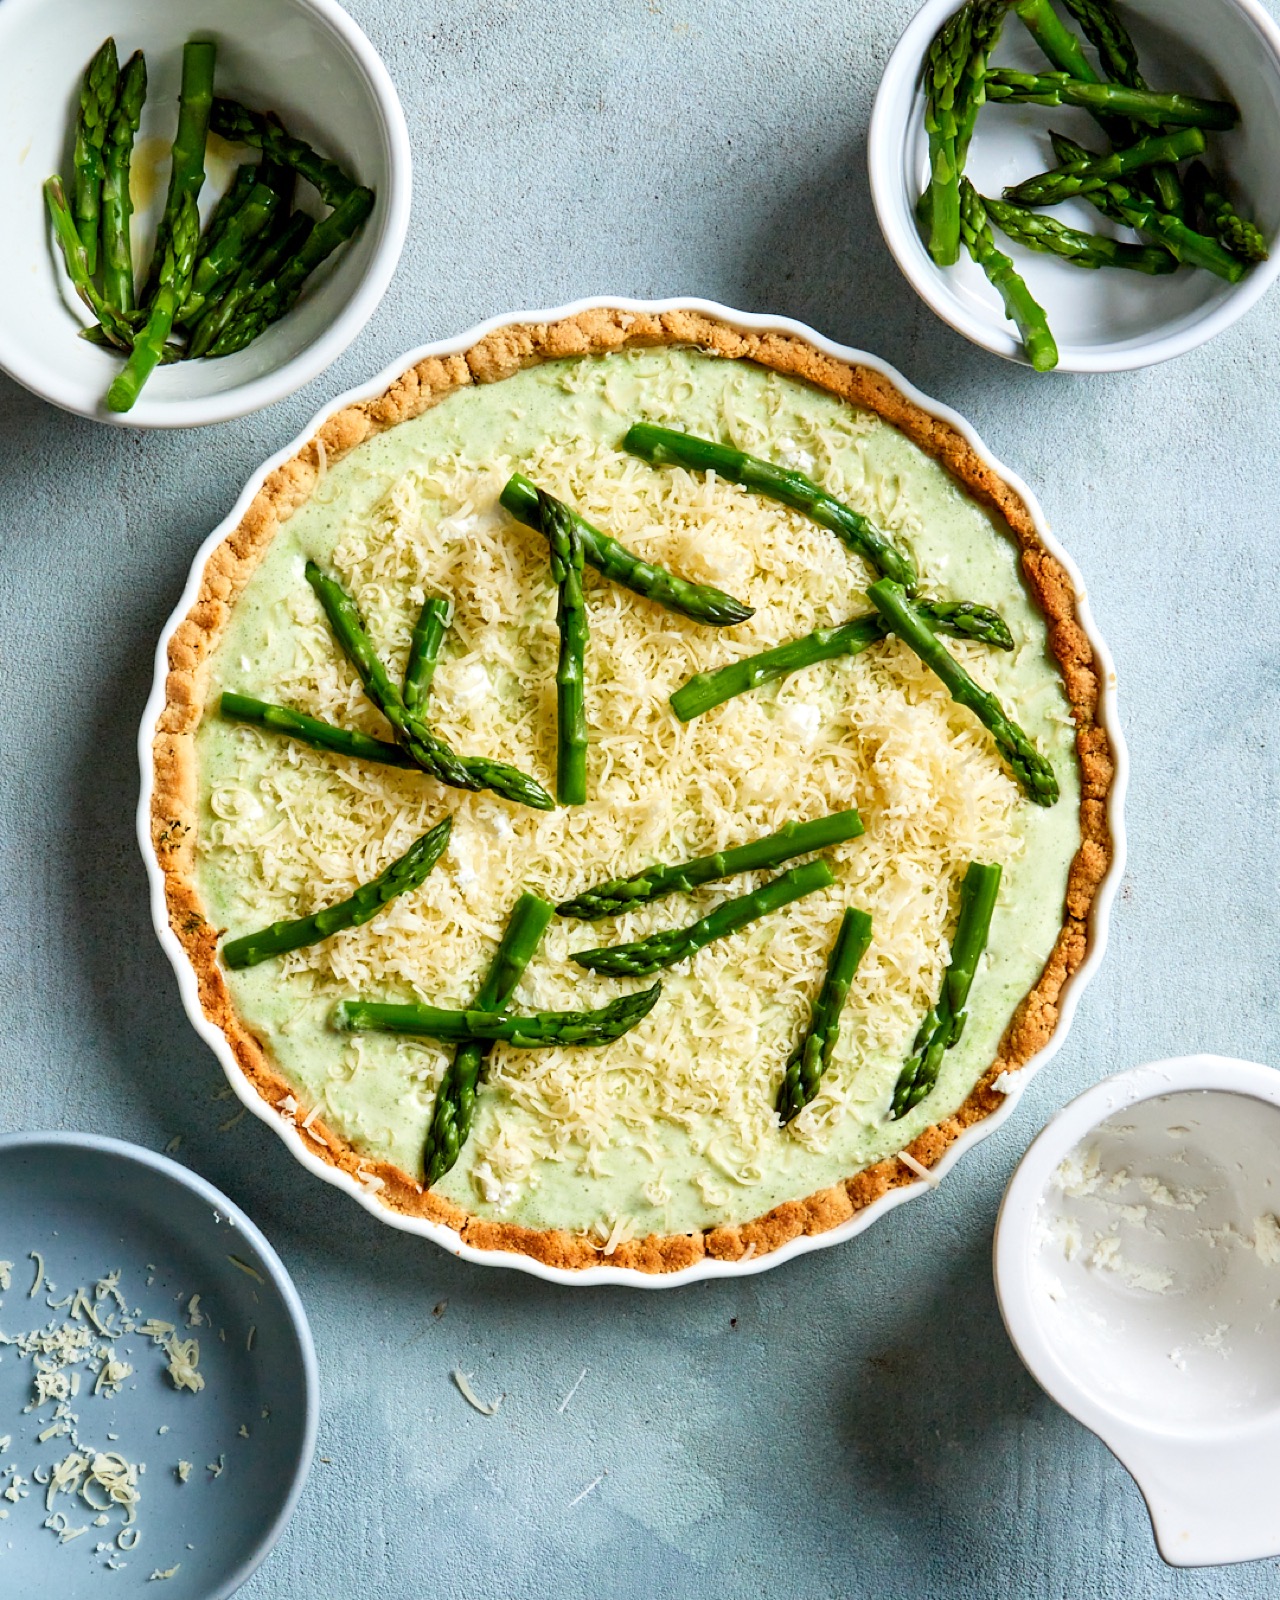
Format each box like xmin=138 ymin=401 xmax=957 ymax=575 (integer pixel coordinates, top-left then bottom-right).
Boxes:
xmin=193 ymin=346 xmax=1081 ymax=1241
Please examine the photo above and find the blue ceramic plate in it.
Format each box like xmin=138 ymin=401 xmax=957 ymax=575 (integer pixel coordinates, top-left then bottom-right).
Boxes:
xmin=0 ymin=1133 xmax=317 ymax=1597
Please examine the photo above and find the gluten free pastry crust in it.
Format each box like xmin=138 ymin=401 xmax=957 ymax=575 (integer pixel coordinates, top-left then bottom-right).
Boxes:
xmin=151 ymin=307 xmax=1116 ymax=1274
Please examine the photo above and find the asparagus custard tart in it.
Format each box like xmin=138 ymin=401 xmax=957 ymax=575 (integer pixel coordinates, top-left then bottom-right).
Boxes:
xmin=146 ymin=303 xmax=1120 ymax=1278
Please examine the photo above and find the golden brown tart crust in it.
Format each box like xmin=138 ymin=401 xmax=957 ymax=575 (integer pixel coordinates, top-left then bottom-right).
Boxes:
xmin=150 ymin=307 xmax=1116 ymax=1274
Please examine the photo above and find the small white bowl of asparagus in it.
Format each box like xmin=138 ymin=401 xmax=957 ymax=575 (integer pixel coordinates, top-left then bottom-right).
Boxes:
xmin=870 ymin=0 xmax=1280 ymax=372
xmin=0 ymin=0 xmax=410 ymax=426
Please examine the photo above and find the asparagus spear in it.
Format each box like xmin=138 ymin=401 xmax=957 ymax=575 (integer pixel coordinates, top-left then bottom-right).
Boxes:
xmin=220 ymin=691 xmax=416 ymax=768
xmin=1004 ymin=125 xmax=1205 ymax=207
xmin=622 ymin=424 xmax=918 ymax=591
xmin=669 ymin=599 xmax=1014 ymax=723
xmin=1012 ymin=0 xmax=1096 ymax=79
xmin=209 ymin=99 xmax=359 ymax=208
xmin=222 ymin=815 xmax=452 ymax=970
xmin=921 ymin=4 xmax=972 ymax=267
xmin=72 ymin=37 xmax=119 ymax=276
xmin=954 ymin=0 xmax=1013 ymax=172
xmin=100 ymin=50 xmax=146 ymax=314
xmin=981 ymin=194 xmax=1177 ymax=274
xmin=305 ymin=562 xmax=554 ymax=810
xmin=1047 ymin=133 xmax=1245 ymax=281
xmin=499 ymin=476 xmax=753 ymax=628
xmin=572 ymin=860 xmax=835 ymax=978
xmin=867 ymin=577 xmax=1058 ymax=804
xmin=776 ymin=908 xmax=874 ymax=1124
xmin=958 ymin=181 xmax=1059 ymax=374
xmin=557 ymin=808 xmax=865 ymax=920
xmin=187 ymin=211 xmax=314 ymax=359
xmin=891 ymin=862 xmax=1002 ymax=1118
xmin=1186 ymin=162 xmax=1269 ymax=264
xmin=1059 ymin=0 xmax=1139 ymax=89
xmin=984 ymin=70 xmax=1236 ymax=129
xmin=334 ymin=982 xmax=663 ymax=1046
xmin=543 ymin=491 xmax=589 ymax=805
xmin=105 ymin=191 xmax=199 ymax=412
xmin=178 ymin=172 xmax=286 ymax=325
xmin=142 ymin=39 xmax=216 ymax=306
xmin=43 ymin=176 xmax=136 ymax=349
xmin=193 ymin=164 xmax=258 ymax=268
xmin=402 ymin=597 xmax=450 ymax=712
xmin=423 ymin=893 xmax=554 ymax=1186
xmin=203 ymin=184 xmax=375 ymax=356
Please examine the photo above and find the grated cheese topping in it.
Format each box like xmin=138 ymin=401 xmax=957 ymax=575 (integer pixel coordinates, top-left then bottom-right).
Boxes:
xmin=196 ymin=348 xmax=1080 ymax=1235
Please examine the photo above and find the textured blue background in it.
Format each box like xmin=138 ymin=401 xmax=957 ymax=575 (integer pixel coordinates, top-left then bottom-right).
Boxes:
xmin=2 ymin=1 xmax=1279 ymax=1595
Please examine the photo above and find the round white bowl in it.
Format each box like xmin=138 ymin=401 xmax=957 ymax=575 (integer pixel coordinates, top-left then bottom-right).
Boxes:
xmin=869 ymin=0 xmax=1280 ymax=372
xmin=137 ymin=295 xmax=1128 ymax=1286
xmin=995 ymin=1056 xmax=1280 ymax=1567
xmin=0 ymin=0 xmax=410 ymax=428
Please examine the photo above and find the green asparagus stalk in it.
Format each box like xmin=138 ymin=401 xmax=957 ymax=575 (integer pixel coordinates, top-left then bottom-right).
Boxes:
xmin=1046 ymin=133 xmax=1245 ymax=281
xmin=43 ymin=177 xmax=135 ymax=349
xmin=220 ymin=692 xmax=417 ymax=768
xmin=402 ymin=597 xmax=450 ymax=712
xmin=334 ymin=982 xmax=664 ymax=1047
xmin=193 ymin=164 xmax=258 ymax=268
xmin=305 ymin=562 xmax=554 ymax=810
xmin=1059 ymin=0 xmax=1185 ymax=214
xmin=981 ymin=194 xmax=1176 ymax=274
xmin=72 ymin=37 xmax=119 ymax=276
xmin=622 ymin=424 xmax=918 ymax=591
xmin=1186 ymin=162 xmax=1269 ymax=263
xmin=1004 ymin=125 xmax=1205 ymax=207
xmin=669 ymin=599 xmax=1014 ymax=723
xmin=557 ymin=808 xmax=865 ymax=920
xmin=544 ymin=491 xmax=590 ymax=805
xmin=222 ymin=815 xmax=452 ymax=970
xmin=100 ymin=50 xmax=146 ymax=313
xmin=178 ymin=172 xmax=286 ymax=325
xmin=959 ymin=181 xmax=1059 ymax=374
xmin=955 ymin=1 xmax=1013 ymax=171
xmin=105 ymin=191 xmax=199 ymax=412
xmin=203 ymin=184 xmax=375 ymax=356
xmin=423 ymin=893 xmax=555 ymax=1186
xmin=921 ymin=5 xmax=972 ymax=267
xmin=867 ymin=577 xmax=1058 ymax=804
xmin=1013 ymin=0 xmax=1096 ymax=79
xmin=572 ymin=859 xmax=835 ymax=978
xmin=209 ymin=99 xmax=359 ymax=208
xmin=984 ymin=69 xmax=1236 ymax=129
xmin=142 ymin=39 xmax=216 ymax=306
xmin=499 ymin=476 xmax=753 ymax=627
xmin=776 ymin=908 xmax=874 ymax=1124
xmin=1059 ymin=0 xmax=1139 ymax=88
xmin=891 ymin=862 xmax=1002 ymax=1118
xmin=187 ymin=211 xmax=314 ymax=359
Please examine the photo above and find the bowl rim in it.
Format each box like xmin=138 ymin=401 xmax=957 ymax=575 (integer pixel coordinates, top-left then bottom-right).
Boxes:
xmin=867 ymin=0 xmax=1280 ymax=374
xmin=136 ymin=292 xmax=1130 ymax=1287
xmin=0 ymin=0 xmax=412 ymax=429
xmin=992 ymin=1055 xmax=1280 ymax=1441
xmin=0 ymin=1127 xmax=320 ymax=1598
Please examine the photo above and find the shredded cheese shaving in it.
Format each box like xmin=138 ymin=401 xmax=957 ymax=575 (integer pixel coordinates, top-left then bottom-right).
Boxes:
xmin=452 ymin=1370 xmax=503 ymax=1416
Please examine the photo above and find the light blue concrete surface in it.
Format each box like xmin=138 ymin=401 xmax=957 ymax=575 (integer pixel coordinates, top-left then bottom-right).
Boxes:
xmin=2 ymin=2 xmax=1279 ymax=1595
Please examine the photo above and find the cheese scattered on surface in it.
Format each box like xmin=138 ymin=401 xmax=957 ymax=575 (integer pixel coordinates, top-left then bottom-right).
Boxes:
xmin=452 ymin=1370 xmax=503 ymax=1416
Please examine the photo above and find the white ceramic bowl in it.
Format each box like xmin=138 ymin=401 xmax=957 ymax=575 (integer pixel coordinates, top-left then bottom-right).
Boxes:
xmin=869 ymin=0 xmax=1280 ymax=372
xmin=137 ymin=295 xmax=1128 ymax=1287
xmin=0 ymin=0 xmax=410 ymax=427
xmin=995 ymin=1056 xmax=1280 ymax=1567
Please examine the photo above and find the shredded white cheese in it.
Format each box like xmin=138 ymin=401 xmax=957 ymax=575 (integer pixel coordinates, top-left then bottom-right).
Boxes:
xmin=451 ymin=1370 xmax=503 ymax=1416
